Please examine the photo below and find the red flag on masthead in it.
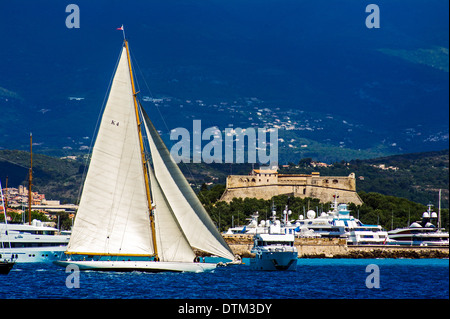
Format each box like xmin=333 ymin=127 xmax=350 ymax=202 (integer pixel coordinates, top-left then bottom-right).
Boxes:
xmin=117 ymin=25 xmax=126 ymax=40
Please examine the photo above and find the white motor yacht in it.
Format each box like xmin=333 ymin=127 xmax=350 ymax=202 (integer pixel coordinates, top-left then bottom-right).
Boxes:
xmin=250 ymin=212 xmax=297 ymax=271
xmin=288 ymin=198 xmax=390 ymax=245
xmin=224 ymin=195 xmax=390 ymax=245
xmin=388 ymin=204 xmax=449 ymax=246
xmin=0 ymin=220 xmax=70 ymax=262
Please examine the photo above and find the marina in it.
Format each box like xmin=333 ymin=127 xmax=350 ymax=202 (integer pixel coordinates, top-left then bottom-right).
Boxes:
xmin=225 ymin=197 xmax=391 ymax=245
xmin=0 ymin=0 xmax=448 ymax=306
xmin=1 ymin=180 xmax=15 ymax=274
xmin=224 ymin=195 xmax=449 ymax=249
xmin=1 ymin=139 xmax=70 ymax=264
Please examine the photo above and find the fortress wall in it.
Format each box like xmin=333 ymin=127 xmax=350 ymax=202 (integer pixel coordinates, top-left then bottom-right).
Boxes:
xmin=226 ymin=174 xmax=278 ymax=188
xmin=220 ymin=172 xmax=363 ymax=205
xmin=220 ymin=185 xmax=280 ymax=201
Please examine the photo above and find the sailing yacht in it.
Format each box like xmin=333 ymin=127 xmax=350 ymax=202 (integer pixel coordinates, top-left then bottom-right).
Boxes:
xmin=55 ymin=36 xmax=235 ymax=272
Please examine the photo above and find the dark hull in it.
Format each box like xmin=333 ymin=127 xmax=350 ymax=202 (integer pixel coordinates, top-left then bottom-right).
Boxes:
xmin=0 ymin=262 xmax=15 ymax=275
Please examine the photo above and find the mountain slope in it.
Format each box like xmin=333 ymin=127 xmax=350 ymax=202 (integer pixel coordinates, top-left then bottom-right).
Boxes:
xmin=1 ymin=149 xmax=447 ymax=210
xmin=0 ymin=0 xmax=448 ymax=157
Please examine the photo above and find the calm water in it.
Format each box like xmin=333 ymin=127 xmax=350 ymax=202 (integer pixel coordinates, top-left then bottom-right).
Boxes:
xmin=1 ymin=259 xmax=448 ymax=299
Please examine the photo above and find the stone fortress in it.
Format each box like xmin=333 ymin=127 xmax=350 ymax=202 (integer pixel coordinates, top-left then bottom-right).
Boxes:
xmin=220 ymin=167 xmax=363 ymax=205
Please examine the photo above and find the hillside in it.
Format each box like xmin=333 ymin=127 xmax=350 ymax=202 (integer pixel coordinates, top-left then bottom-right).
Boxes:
xmin=1 ymin=149 xmax=448 ymax=210
xmin=0 ymin=1 xmax=448 ymax=159
xmin=278 ymin=149 xmax=449 ymax=208
xmin=0 ymin=150 xmax=84 ymax=204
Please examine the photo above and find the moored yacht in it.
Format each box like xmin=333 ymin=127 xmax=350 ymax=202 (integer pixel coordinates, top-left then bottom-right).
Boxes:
xmin=224 ymin=212 xmax=261 ymax=234
xmin=0 ymin=220 xmax=70 ymax=262
xmin=226 ymin=196 xmax=390 ymax=245
xmin=388 ymin=204 xmax=449 ymax=246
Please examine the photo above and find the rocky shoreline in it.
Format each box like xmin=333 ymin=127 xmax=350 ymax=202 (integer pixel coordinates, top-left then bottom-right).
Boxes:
xmin=304 ymin=248 xmax=449 ymax=259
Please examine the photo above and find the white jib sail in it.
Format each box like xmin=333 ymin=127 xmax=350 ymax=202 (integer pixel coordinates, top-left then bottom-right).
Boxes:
xmin=67 ymin=46 xmax=154 ymax=256
xmin=141 ymin=109 xmax=235 ymax=261
xmin=148 ymin=162 xmax=196 ymax=262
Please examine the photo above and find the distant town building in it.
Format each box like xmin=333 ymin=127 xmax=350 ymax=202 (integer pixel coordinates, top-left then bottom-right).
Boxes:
xmin=3 ymin=186 xmax=78 ymax=215
xmin=370 ymin=164 xmax=399 ymax=171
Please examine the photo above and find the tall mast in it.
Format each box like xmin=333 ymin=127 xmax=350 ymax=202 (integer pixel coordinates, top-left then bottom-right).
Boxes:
xmin=28 ymin=132 xmax=32 ymax=225
xmin=4 ymin=176 xmax=8 ymax=216
xmin=438 ymin=189 xmax=441 ymax=229
xmin=123 ymin=39 xmax=159 ymax=261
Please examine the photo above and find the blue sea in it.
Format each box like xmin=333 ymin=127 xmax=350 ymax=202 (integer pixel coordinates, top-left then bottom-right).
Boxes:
xmin=1 ymin=259 xmax=448 ymax=300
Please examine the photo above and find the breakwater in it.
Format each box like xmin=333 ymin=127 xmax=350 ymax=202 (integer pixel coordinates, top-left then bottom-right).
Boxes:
xmin=222 ymin=234 xmax=449 ymax=259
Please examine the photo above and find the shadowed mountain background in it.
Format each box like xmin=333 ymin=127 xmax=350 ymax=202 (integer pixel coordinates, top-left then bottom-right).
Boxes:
xmin=0 ymin=0 xmax=448 ymax=163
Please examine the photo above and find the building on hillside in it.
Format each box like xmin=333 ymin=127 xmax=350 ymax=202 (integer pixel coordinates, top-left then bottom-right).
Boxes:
xmin=220 ymin=168 xmax=363 ymax=205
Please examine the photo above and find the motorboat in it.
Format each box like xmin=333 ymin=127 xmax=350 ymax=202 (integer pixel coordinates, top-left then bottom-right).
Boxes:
xmin=0 ymin=220 xmax=70 ymax=262
xmin=250 ymin=212 xmax=297 ymax=271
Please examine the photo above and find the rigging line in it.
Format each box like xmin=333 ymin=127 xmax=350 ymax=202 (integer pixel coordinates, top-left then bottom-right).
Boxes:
xmin=0 ymin=155 xmax=31 ymax=170
xmin=129 ymin=50 xmax=208 ymax=202
xmin=0 ymin=180 xmax=13 ymax=254
xmin=76 ymin=44 xmax=124 ymax=205
xmin=0 ymin=155 xmax=34 ymax=191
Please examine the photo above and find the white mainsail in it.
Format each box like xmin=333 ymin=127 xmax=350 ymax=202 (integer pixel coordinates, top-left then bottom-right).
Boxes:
xmin=67 ymin=47 xmax=154 ymax=256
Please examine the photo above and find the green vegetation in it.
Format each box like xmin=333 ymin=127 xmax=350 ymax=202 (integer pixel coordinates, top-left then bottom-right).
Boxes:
xmin=280 ymin=149 xmax=449 ymax=208
xmin=0 ymin=210 xmax=73 ymax=230
xmin=0 ymin=150 xmax=85 ymax=204
xmin=1 ymin=148 xmax=448 ymax=233
xmin=0 ymin=210 xmax=49 ymax=224
xmin=379 ymin=47 xmax=449 ymax=72
xmin=198 ymin=186 xmax=449 ymax=233
xmin=351 ymin=192 xmax=448 ymax=231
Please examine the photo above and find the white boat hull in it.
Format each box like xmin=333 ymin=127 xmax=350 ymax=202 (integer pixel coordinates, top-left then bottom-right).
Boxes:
xmin=0 ymin=247 xmax=67 ymax=263
xmin=250 ymin=251 xmax=297 ymax=271
xmin=53 ymin=260 xmax=217 ymax=273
